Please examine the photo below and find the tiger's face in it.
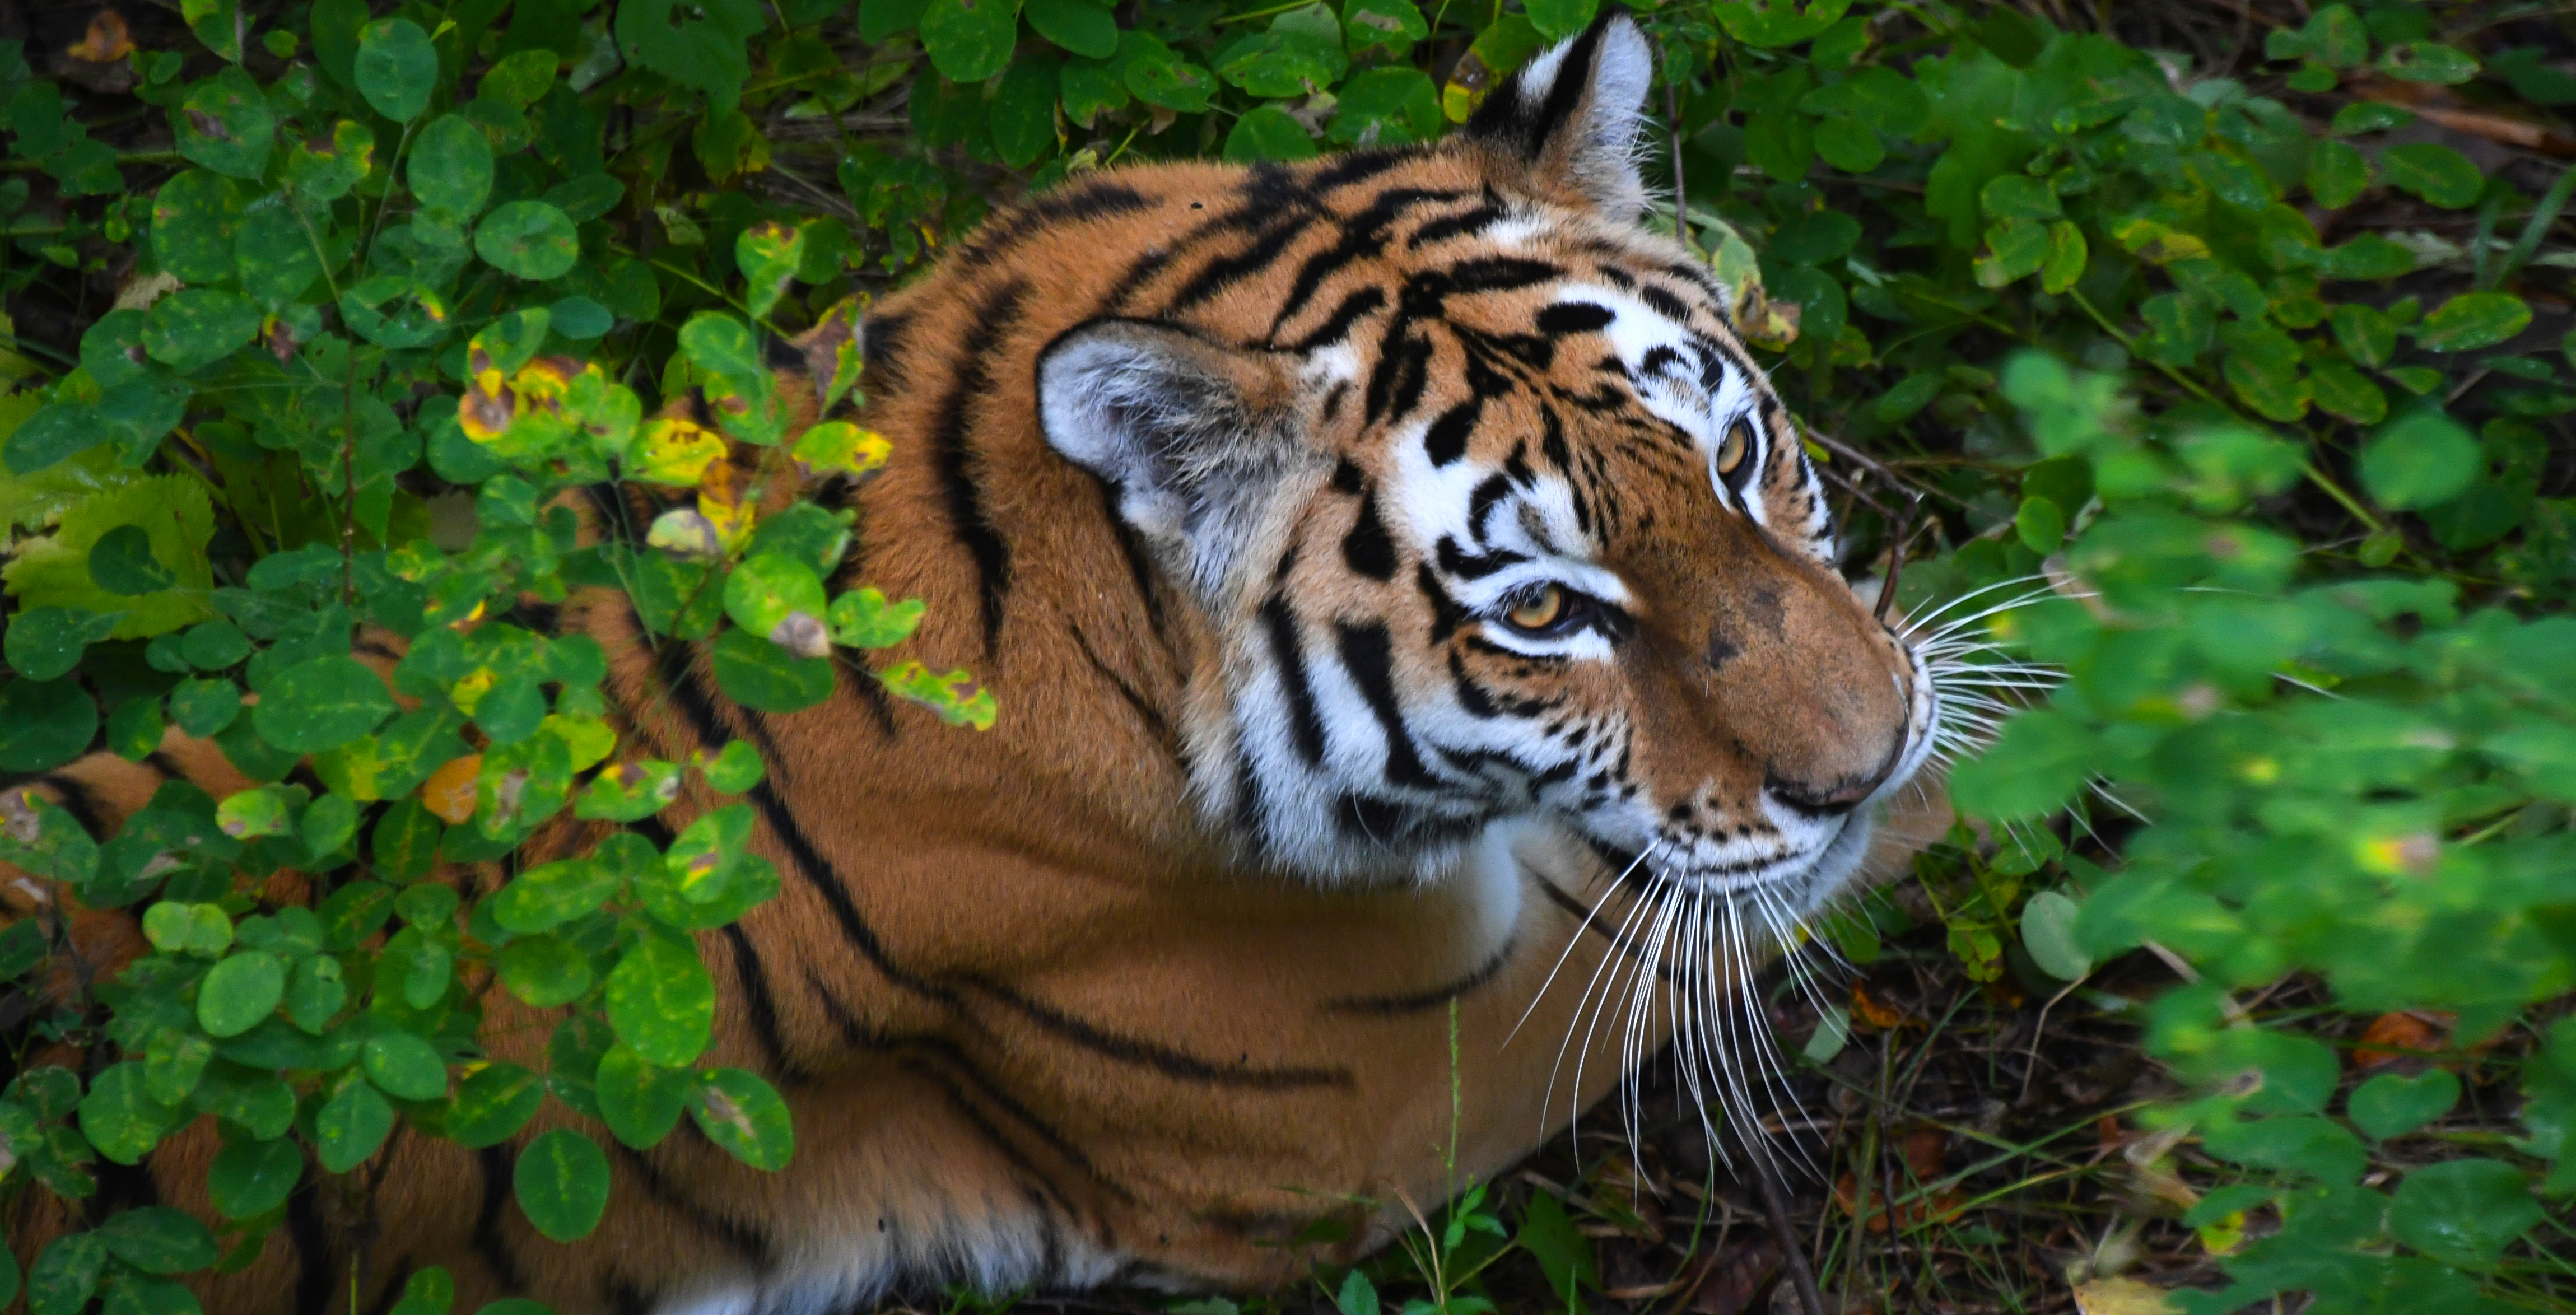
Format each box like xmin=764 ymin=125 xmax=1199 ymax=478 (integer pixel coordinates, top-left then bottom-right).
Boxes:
xmin=1040 ymin=16 xmax=1933 ymax=914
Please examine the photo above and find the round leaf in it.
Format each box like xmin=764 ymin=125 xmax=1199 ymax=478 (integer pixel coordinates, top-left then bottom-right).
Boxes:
xmin=690 ymin=1067 xmax=794 ymax=1171
xmin=253 ymin=655 xmax=397 ymax=753
xmin=514 ymin=1128 xmax=612 ymax=1242
xmin=497 ymin=934 xmax=595 ymax=1008
xmin=2415 ymin=292 xmax=2532 ymax=353
xmin=919 ymin=0 xmax=1022 ymax=82
xmin=409 ymin=114 xmax=496 ymax=218
xmin=708 ymin=627 xmax=833 ymax=714
xmin=314 ymin=1076 xmax=395 ymax=1173
xmin=595 ymin=1044 xmax=690 ymax=1148
xmin=88 ymin=524 xmax=175 ymax=596
xmin=604 ymin=933 xmax=716 ymax=1067
xmin=355 ymin=19 xmax=437 ymax=122
xmin=207 ymin=1136 xmax=304 ymax=1219
xmin=360 ymin=1032 xmax=449 ymax=1101
xmin=95 ymin=1207 xmax=217 ymax=1275
xmin=173 ymin=68 xmax=275 ymax=179
xmin=197 ymin=950 xmax=286 ymax=1038
xmin=2360 ymin=411 xmax=2481 ymax=510
xmin=475 ymin=202 xmax=579 ymax=280
xmin=6 ymin=606 xmax=123 ymax=682
xmin=0 ymin=678 xmax=99 ymax=773
xmin=2391 ymin=1158 xmax=2544 ymax=1268
xmin=2349 ymin=1069 xmax=2460 ymax=1140
xmin=2019 ymin=889 xmax=2091 ymax=981
xmin=445 ymin=1062 xmax=544 ymax=1149
xmin=142 ymin=288 xmax=262 ymax=373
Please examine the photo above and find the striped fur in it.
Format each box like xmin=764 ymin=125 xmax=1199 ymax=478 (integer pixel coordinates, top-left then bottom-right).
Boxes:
xmin=3 ymin=15 xmax=1944 ymax=1314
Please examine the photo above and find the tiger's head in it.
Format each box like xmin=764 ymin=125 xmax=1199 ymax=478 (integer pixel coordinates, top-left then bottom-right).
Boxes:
xmin=1034 ymin=13 xmax=1935 ymax=916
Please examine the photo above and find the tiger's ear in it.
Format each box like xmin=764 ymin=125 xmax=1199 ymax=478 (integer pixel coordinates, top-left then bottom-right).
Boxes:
xmin=1459 ymin=10 xmax=1656 ymax=222
xmin=1038 ymin=319 xmax=1310 ymax=602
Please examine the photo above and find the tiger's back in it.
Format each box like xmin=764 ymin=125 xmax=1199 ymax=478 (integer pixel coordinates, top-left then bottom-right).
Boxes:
xmin=4 ymin=16 xmax=1948 ymax=1314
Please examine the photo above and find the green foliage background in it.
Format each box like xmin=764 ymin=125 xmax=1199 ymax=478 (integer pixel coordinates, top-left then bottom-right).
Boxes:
xmin=0 ymin=0 xmax=2570 ymax=1310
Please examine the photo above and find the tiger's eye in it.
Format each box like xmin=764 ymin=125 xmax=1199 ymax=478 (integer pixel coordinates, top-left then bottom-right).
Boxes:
xmin=1506 ymin=585 xmax=1567 ymax=631
xmin=1716 ymin=420 xmax=1753 ymax=477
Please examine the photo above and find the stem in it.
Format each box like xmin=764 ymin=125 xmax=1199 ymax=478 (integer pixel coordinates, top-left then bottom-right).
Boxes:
xmin=1752 ymin=1149 xmax=1830 ymax=1315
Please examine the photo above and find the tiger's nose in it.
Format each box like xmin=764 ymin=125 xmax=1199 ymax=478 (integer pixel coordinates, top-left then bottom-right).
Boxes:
xmin=1763 ymin=713 xmax=1907 ymax=817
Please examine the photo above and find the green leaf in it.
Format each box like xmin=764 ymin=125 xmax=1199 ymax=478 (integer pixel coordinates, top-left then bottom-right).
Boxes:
xmin=2360 ymin=411 xmax=2481 ymax=510
xmin=142 ymin=288 xmax=262 ymax=373
xmin=106 ymin=694 xmax=164 ymax=761
xmin=355 ymin=19 xmax=438 ymax=122
xmin=96 ymin=1208 xmax=217 ymax=1276
xmin=605 ymin=931 xmax=716 ymax=1067
xmin=1329 ymin=67 xmax=1441 ymax=147
xmin=723 ymin=553 xmax=828 ymax=644
xmin=616 ymin=0 xmax=764 ymax=108
xmin=207 ymin=1137 xmax=303 ymax=1219
xmin=1121 ymin=34 xmax=1213 ymax=113
xmin=197 ymin=950 xmax=285 ymax=1038
xmin=233 ymin=206 xmax=322 ymax=306
xmin=168 ymin=679 xmax=240 ymax=738
xmin=315 ymin=1076 xmax=394 ymax=1173
xmin=89 ymin=524 xmax=175 ymax=596
xmin=26 ymin=1233 xmax=104 ymax=1315
xmin=2 ymin=404 xmax=108 ymax=475
xmin=476 ymin=202 xmax=579 ymax=280
xmin=2349 ymin=1069 xmax=2459 ymax=1140
xmin=497 ymin=934 xmax=594 ymax=1008
xmin=180 ymin=619 xmax=250 ymax=670
xmin=445 ymin=1062 xmax=544 ymax=1149
xmin=1514 ymin=1190 xmax=1595 ymax=1305
xmin=709 ymin=627 xmax=834 ymax=714
xmin=1949 ymin=709 xmax=2093 ymax=820
xmin=409 ymin=115 xmax=496 ymax=218
xmin=2382 ymin=143 xmax=2482 ymax=208
xmin=2416 ymin=292 xmax=2532 ymax=353
xmin=2308 ymin=358 xmax=2389 ymax=425
xmin=988 ymin=53 xmax=1062 ymax=169
xmin=361 ymin=1033 xmax=449 ymax=1101
xmin=595 ymin=1045 xmax=691 ymax=1148
xmin=0 ymin=679 xmax=97 ymax=773
xmin=7 ymin=605 xmax=123 ymax=682
xmin=490 ymin=857 xmax=617 ymax=934
xmin=575 ymin=759 xmax=683 ymax=821
xmin=253 ymin=655 xmax=397 ymax=753
xmin=1025 ymin=0 xmax=1115 ymax=56
xmin=736 ymin=222 xmax=811 ymax=319
xmin=1224 ymin=106 xmax=1318 ymax=162
xmin=2391 ymin=1159 xmax=2542 ymax=1268
xmin=678 ymin=312 xmax=763 ymax=381
xmin=152 ymin=171 xmax=248 ymax=285
xmin=1813 ymin=115 xmax=1884 ymax=172
xmin=701 ymin=741 xmax=765 ymax=794
xmin=2307 ymin=139 xmax=2370 ymax=210
xmin=1711 ymin=0 xmax=1852 ymax=48
xmin=691 ymin=1068 xmax=793 ymax=1171
xmin=2379 ymin=40 xmax=2477 ymax=84
xmin=78 ymin=1063 xmax=179 ymax=1165
xmin=919 ymin=0 xmax=1022 ymax=82
xmin=515 ymin=1128 xmax=612 ymax=1242
xmin=2019 ymin=889 xmax=2091 ymax=980
xmin=1981 ymin=174 xmax=2061 ymax=222
xmin=173 ymin=68 xmax=275 ymax=179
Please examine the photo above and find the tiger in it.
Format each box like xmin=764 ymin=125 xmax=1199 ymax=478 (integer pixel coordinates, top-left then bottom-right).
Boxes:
xmin=2 ymin=12 xmax=1949 ymax=1314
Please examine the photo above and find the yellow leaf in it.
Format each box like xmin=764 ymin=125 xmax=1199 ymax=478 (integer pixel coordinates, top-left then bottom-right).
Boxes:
xmin=628 ymin=418 xmax=726 ymax=487
xmin=2073 ymin=1277 xmax=2177 ymax=1315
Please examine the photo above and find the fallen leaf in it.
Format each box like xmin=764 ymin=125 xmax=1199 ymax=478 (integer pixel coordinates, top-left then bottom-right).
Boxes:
xmin=421 ymin=754 xmax=482 ymax=825
xmin=2354 ymin=1009 xmax=2451 ymax=1069
xmin=2073 ymin=1276 xmax=2177 ymax=1315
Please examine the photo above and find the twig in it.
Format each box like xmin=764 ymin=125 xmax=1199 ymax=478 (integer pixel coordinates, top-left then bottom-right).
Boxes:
xmin=1750 ymin=1150 xmax=1829 ymax=1315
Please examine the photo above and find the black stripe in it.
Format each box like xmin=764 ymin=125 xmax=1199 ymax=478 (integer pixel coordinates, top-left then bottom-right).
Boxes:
xmin=1536 ymin=302 xmax=1617 ymax=335
xmin=1163 ymin=211 xmax=1321 ymax=315
xmin=360 ymin=1255 xmax=416 ymax=1315
xmin=1070 ymin=627 xmax=1181 ymax=763
xmin=860 ymin=310 xmax=914 ymax=390
xmin=953 ymin=183 xmax=1156 ymax=272
xmin=959 ymin=973 xmax=1353 ymax=1090
xmin=746 ymin=780 xmax=959 ymax=1008
xmin=1288 ymin=285 xmax=1387 ymax=354
xmin=472 ymin=1145 xmax=531 ymax=1297
xmin=1340 ymin=489 xmax=1397 ymax=580
xmin=611 ymin=1140 xmax=774 ymax=1266
xmin=1303 ymin=148 xmax=1408 ymax=193
xmin=1363 ymin=329 xmax=1431 ymax=427
xmin=1259 ymin=594 xmax=1328 ymax=766
xmin=286 ymin=1172 xmax=338 ymax=1315
xmin=720 ymin=922 xmax=799 ymax=1080
xmin=807 ymin=969 xmax=1140 ymax=1206
xmin=1407 ymin=200 xmax=1504 ymax=249
xmin=1325 ymin=931 xmax=1518 ymax=1014
xmin=1267 ymin=188 xmax=1462 ymax=334
xmin=929 ymin=278 xmax=1030 ymax=657
xmin=1421 ymin=401 xmax=1479 ymax=467
xmin=898 ymin=1054 xmax=1081 ymax=1216
xmin=1333 ymin=622 xmax=1440 ymax=790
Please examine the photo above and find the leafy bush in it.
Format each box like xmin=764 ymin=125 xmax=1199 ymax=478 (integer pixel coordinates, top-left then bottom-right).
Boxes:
xmin=0 ymin=0 xmax=2570 ymax=1311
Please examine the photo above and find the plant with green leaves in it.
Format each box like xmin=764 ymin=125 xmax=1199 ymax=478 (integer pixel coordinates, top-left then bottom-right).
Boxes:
xmin=3 ymin=0 xmax=2575 ymax=1309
